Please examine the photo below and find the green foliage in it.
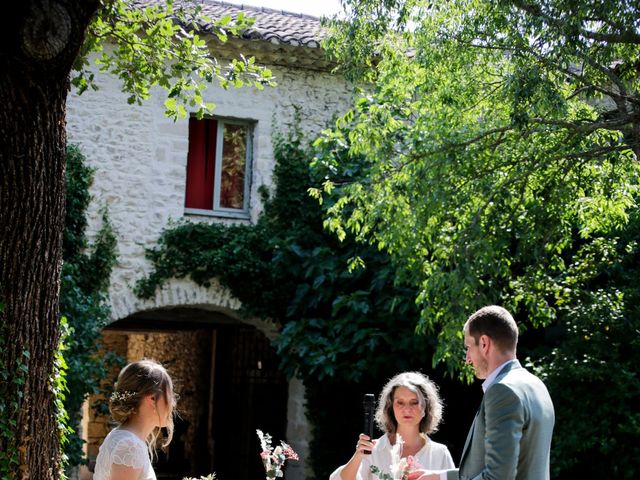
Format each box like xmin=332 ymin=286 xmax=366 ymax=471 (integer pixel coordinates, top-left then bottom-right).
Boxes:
xmin=0 ymin=339 xmax=29 ymax=479
xmin=316 ymin=0 xmax=640 ymax=476
xmin=54 ymin=318 xmax=72 ymax=480
xmin=64 ymin=145 xmax=92 ymax=260
xmin=322 ymin=0 xmax=419 ymax=83
xmin=319 ymin=0 xmax=640 ymax=374
xmin=136 ymin=221 xmax=280 ymax=317
xmin=73 ymin=0 xmax=275 ymax=119
xmin=59 ymin=145 xmax=122 ymax=469
xmin=137 ymin=120 xmax=431 ymax=383
xmin=531 ymin=221 xmax=640 ymax=478
xmin=370 ymin=465 xmax=393 ymax=480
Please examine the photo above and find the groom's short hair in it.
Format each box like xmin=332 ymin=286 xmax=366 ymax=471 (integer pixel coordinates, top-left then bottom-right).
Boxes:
xmin=465 ymin=305 xmax=518 ymax=353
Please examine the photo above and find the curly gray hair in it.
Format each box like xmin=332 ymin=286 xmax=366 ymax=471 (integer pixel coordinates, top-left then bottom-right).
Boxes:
xmin=374 ymin=371 xmax=444 ymax=435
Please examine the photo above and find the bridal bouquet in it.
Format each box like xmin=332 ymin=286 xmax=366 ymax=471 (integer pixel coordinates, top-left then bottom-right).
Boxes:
xmin=256 ymin=429 xmax=299 ymax=479
xmin=370 ymin=434 xmax=423 ymax=480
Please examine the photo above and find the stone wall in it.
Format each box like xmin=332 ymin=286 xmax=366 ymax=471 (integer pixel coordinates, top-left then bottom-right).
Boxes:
xmin=67 ymin=43 xmax=353 ymax=480
xmin=66 ymin=50 xmax=353 ymax=329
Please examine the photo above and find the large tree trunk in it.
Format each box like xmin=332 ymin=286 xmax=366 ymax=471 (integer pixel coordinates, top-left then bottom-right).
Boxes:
xmin=0 ymin=2 xmax=98 ymax=478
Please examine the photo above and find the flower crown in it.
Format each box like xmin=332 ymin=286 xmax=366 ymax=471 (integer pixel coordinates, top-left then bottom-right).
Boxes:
xmin=110 ymin=390 xmax=138 ymax=403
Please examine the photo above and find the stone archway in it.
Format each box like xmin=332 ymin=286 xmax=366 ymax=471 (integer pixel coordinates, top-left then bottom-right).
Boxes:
xmin=81 ymin=279 xmax=309 ymax=480
xmin=106 ymin=278 xmax=274 ymax=337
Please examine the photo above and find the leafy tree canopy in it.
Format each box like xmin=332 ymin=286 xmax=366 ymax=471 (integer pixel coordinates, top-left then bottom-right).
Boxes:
xmin=316 ymin=0 xmax=640 ymax=375
xmin=74 ymin=0 xmax=275 ymax=118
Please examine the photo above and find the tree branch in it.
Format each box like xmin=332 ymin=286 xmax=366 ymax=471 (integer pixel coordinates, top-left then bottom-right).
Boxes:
xmin=512 ymin=0 xmax=640 ymax=45
xmin=582 ymin=30 xmax=640 ymax=45
xmin=527 ymin=114 xmax=640 ymax=134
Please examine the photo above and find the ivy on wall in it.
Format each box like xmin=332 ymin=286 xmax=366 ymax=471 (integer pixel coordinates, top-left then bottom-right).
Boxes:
xmin=136 ymin=122 xmax=432 ymax=382
xmin=60 ymin=145 xmax=121 ymax=470
xmin=135 ymin=121 xmax=440 ymax=478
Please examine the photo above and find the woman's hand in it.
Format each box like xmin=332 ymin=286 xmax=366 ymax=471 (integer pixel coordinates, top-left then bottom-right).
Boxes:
xmin=336 ymin=434 xmax=377 ymax=480
xmin=355 ymin=433 xmax=375 ymax=455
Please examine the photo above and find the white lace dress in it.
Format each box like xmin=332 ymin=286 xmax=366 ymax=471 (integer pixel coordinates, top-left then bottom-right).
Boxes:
xmin=93 ymin=428 xmax=156 ymax=480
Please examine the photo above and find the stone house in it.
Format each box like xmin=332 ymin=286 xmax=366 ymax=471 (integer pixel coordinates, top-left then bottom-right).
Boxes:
xmin=66 ymin=3 xmax=353 ymax=479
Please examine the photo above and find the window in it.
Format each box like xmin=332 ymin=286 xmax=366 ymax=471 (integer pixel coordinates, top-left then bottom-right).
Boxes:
xmin=184 ymin=117 xmax=253 ymax=218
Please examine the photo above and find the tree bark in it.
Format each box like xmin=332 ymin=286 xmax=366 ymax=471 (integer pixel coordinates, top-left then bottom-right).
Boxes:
xmin=0 ymin=1 xmax=98 ymax=478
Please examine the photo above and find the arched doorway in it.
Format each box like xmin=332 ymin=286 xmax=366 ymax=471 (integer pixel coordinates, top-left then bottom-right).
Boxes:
xmin=85 ymin=307 xmax=288 ymax=480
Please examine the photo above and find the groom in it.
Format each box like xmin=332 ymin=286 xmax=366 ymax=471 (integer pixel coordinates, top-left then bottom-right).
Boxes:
xmin=410 ymin=305 xmax=555 ymax=480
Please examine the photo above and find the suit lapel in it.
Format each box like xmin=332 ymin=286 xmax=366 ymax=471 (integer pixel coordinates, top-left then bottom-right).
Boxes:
xmin=459 ymin=407 xmax=480 ymax=465
xmin=459 ymin=360 xmax=521 ymax=468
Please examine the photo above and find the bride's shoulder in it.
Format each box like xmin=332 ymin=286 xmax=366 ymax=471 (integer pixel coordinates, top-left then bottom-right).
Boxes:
xmin=104 ymin=428 xmax=139 ymax=442
xmin=103 ymin=429 xmax=146 ymax=454
xmin=94 ymin=429 xmax=148 ymax=478
xmin=109 ymin=430 xmax=148 ymax=467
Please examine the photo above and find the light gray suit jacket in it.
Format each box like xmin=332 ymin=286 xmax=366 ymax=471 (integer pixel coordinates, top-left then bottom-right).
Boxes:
xmin=446 ymin=360 xmax=555 ymax=480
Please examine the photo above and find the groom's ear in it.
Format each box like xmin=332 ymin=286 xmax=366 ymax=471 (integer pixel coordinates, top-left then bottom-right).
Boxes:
xmin=480 ymin=335 xmax=490 ymax=352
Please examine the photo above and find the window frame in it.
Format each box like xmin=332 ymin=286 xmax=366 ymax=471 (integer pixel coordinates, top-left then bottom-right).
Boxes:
xmin=184 ymin=117 xmax=254 ymax=220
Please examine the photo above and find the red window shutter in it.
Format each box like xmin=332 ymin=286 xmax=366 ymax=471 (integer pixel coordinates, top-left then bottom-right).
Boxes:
xmin=185 ymin=118 xmax=217 ymax=210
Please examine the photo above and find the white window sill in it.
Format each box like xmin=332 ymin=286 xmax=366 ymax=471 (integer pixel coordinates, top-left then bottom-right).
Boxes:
xmin=184 ymin=207 xmax=251 ymax=221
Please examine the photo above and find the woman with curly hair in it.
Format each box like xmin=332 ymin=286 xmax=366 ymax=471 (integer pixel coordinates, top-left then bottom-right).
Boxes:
xmin=330 ymin=371 xmax=454 ymax=480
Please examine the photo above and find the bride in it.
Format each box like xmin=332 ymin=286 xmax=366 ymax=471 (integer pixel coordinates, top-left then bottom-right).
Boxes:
xmin=93 ymin=359 xmax=177 ymax=480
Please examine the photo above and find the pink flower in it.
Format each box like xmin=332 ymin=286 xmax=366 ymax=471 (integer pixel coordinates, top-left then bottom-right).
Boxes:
xmin=404 ymin=455 xmax=422 ymax=474
xmin=256 ymin=429 xmax=299 ymax=479
xmin=282 ymin=446 xmax=299 ymax=461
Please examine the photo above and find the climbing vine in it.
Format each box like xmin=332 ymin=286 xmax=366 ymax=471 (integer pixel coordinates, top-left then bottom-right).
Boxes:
xmin=136 ymin=121 xmax=431 ymax=383
xmin=54 ymin=318 xmax=72 ymax=479
xmin=59 ymin=145 xmax=121 ymax=470
xmin=135 ymin=120 xmax=444 ymax=478
xmin=0 ymin=332 xmax=29 ymax=479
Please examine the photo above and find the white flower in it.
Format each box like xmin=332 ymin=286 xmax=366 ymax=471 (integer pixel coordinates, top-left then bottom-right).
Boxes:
xmin=389 ymin=434 xmax=405 ymax=480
